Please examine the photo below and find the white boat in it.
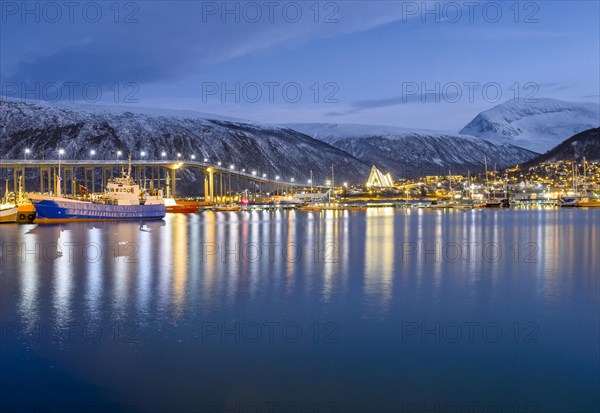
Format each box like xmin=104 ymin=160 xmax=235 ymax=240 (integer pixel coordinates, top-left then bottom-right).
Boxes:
xmin=28 ymin=157 xmax=166 ymax=223
xmin=213 ymin=203 xmax=242 ymax=212
xmin=1 ymin=180 xmax=18 ymax=223
xmin=0 ymin=202 xmax=18 ymax=223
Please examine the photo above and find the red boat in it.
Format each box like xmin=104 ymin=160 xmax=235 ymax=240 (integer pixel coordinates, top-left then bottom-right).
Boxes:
xmin=164 ymin=198 xmax=203 ymax=213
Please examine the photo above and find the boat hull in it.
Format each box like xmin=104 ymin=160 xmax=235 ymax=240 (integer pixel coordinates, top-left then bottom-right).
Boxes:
xmin=0 ymin=206 xmax=18 ymax=223
xmin=577 ymin=201 xmax=600 ymax=208
xmin=16 ymin=204 xmax=36 ymax=223
xmin=33 ymin=199 xmax=166 ymax=223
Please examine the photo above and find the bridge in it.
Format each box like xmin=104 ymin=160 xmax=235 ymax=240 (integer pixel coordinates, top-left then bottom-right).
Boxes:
xmin=0 ymin=159 xmax=330 ymax=203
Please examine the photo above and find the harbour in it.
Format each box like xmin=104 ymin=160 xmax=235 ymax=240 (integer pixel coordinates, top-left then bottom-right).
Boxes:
xmin=0 ymin=156 xmax=599 ymax=225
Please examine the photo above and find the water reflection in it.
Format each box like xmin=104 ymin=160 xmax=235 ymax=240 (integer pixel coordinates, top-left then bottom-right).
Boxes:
xmin=1 ymin=209 xmax=599 ymax=412
xmin=53 ymin=228 xmax=73 ymax=329
xmin=2 ymin=209 xmax=598 ymax=333
xmin=364 ymin=208 xmax=394 ymax=317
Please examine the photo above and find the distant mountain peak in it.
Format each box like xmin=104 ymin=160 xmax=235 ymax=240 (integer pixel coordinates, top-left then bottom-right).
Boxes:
xmin=460 ymin=98 xmax=600 ymax=152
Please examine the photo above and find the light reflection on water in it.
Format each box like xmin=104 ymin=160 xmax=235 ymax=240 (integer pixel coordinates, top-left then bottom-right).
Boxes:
xmin=1 ymin=208 xmax=599 ymax=412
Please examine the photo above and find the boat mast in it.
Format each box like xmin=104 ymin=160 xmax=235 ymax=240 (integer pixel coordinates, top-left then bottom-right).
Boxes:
xmin=330 ymin=164 xmax=334 ymax=202
xmin=572 ymin=161 xmax=576 ymax=193
xmin=583 ymin=157 xmax=587 ymax=191
xmin=18 ymin=175 xmax=24 ymax=203
xmin=484 ymin=156 xmax=489 ymax=200
xmin=56 ymin=153 xmax=62 ymax=197
xmin=331 ymin=164 xmax=334 ymax=191
xmin=467 ymin=171 xmax=472 ymax=200
xmin=127 ymin=155 xmax=132 ymax=179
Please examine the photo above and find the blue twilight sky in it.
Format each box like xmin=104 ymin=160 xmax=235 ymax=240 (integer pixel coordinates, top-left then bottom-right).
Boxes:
xmin=1 ymin=0 xmax=599 ymax=131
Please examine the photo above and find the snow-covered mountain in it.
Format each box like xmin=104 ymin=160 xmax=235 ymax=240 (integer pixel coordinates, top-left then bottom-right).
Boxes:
xmin=284 ymin=123 xmax=537 ymax=178
xmin=459 ymin=98 xmax=600 ymax=153
xmin=0 ymin=100 xmax=369 ymax=193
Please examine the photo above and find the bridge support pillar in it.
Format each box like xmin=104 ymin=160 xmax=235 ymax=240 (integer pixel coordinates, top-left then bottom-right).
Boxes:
xmin=204 ymin=176 xmax=209 ymax=203
xmin=205 ymin=169 xmax=214 ymax=203
xmin=170 ymin=168 xmax=176 ymax=198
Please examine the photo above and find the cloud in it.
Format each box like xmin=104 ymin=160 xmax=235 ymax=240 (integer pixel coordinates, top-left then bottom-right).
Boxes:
xmin=1 ymin=1 xmax=412 ymax=89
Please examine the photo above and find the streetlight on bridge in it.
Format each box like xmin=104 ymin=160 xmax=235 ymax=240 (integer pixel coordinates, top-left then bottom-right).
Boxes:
xmin=24 ymin=148 xmax=30 ymax=161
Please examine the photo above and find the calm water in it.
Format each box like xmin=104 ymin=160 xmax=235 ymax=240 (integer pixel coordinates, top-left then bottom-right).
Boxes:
xmin=1 ymin=209 xmax=599 ymax=413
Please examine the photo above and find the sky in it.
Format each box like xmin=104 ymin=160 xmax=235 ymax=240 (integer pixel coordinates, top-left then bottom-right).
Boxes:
xmin=1 ymin=0 xmax=599 ymax=131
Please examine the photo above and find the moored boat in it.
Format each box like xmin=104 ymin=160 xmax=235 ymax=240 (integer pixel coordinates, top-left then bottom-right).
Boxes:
xmin=484 ymin=198 xmax=510 ymax=208
xmin=0 ymin=203 xmax=18 ymax=223
xmin=16 ymin=203 xmax=36 ymax=223
xmin=1 ymin=180 xmax=19 ymax=223
xmin=213 ymin=203 xmax=242 ymax=212
xmin=559 ymin=197 xmax=580 ymax=207
xmin=575 ymin=197 xmax=600 ymax=208
xmin=297 ymin=202 xmax=344 ymax=211
xmin=29 ymin=159 xmax=166 ymax=223
xmin=164 ymin=198 xmax=202 ymax=213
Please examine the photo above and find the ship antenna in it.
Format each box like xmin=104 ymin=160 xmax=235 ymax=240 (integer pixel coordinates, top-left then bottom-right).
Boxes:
xmin=127 ymin=154 xmax=132 ymax=179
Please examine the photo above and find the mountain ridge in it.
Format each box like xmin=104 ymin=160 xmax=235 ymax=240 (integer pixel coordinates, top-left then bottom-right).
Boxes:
xmin=0 ymin=100 xmax=370 ymax=194
xmin=522 ymin=128 xmax=600 ymax=167
xmin=284 ymin=122 xmax=537 ymax=178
